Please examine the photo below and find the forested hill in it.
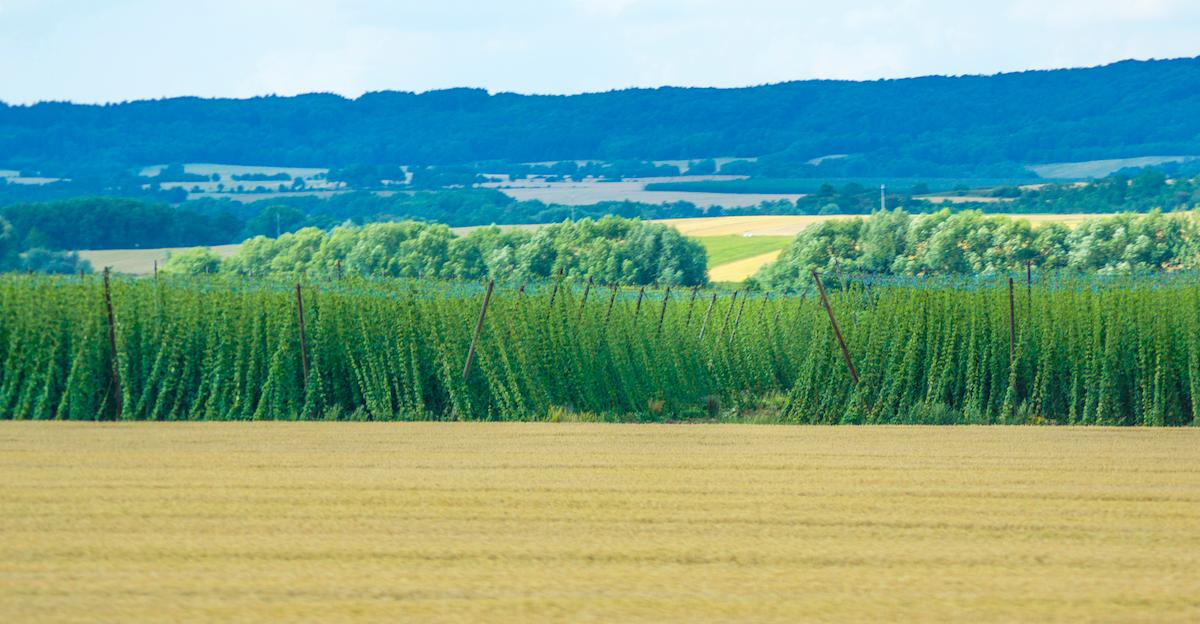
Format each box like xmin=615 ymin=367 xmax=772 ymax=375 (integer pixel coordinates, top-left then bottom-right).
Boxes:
xmin=2 ymin=56 xmax=1199 ymax=172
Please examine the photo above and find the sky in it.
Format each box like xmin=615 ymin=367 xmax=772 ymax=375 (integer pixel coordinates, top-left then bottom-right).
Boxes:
xmin=1 ymin=0 xmax=1198 ymax=104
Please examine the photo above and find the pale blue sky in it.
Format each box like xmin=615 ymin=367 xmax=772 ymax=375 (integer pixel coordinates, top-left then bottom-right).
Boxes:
xmin=1 ymin=0 xmax=1198 ymax=104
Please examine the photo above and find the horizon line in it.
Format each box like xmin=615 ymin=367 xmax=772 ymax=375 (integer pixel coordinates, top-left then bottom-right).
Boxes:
xmin=2 ymin=54 xmax=1195 ymax=108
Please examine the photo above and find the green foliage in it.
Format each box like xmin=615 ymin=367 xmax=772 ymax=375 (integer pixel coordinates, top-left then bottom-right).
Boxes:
xmin=19 ymin=248 xmax=91 ymax=274
xmin=1002 ymin=170 xmax=1200 ymax=213
xmin=0 ymin=216 xmax=18 ymax=270
xmin=1 ymin=272 xmax=1197 ymax=425
xmin=0 ymin=197 xmax=242 ymax=250
xmin=222 ymin=217 xmax=708 ymax=286
xmin=755 ymin=209 xmax=1200 ymax=291
xmin=161 ymin=248 xmax=222 ymax=275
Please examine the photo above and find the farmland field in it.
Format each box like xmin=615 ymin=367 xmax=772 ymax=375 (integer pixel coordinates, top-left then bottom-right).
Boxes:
xmin=484 ymin=176 xmax=807 ymax=207
xmin=695 ymin=235 xmax=792 ymax=266
xmin=78 ymin=214 xmax=1117 ymax=278
xmin=1029 ymin=156 xmax=1198 ymax=179
xmin=709 ymin=250 xmax=786 ymax=282
xmin=138 ymin=163 xmax=330 ymax=180
xmin=76 ymin=244 xmax=242 ymax=275
xmin=2 ymin=423 xmax=1198 ymax=623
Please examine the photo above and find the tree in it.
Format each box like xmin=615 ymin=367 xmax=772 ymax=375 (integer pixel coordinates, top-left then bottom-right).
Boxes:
xmin=0 ymin=216 xmax=19 ymax=270
xmin=21 ymin=248 xmax=92 ymax=274
xmin=161 ymin=247 xmax=223 ymax=275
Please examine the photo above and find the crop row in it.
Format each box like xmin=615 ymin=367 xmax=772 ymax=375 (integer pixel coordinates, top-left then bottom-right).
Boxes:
xmin=0 ymin=273 xmax=1197 ymax=424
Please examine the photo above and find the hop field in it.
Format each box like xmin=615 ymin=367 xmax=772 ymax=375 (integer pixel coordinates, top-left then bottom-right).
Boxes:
xmin=2 ymin=271 xmax=1200 ymax=424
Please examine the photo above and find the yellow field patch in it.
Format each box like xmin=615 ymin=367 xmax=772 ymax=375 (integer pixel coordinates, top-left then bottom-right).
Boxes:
xmin=708 ymin=250 xmax=784 ymax=282
xmin=77 ymin=244 xmax=242 ymax=275
xmin=2 ymin=423 xmax=1198 ymax=623
xmin=655 ymin=215 xmax=856 ymax=236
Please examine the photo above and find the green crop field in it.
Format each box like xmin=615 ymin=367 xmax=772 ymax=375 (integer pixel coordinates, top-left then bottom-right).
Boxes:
xmin=3 ymin=272 xmax=1200 ymax=425
xmin=697 ymin=235 xmax=792 ymax=267
xmin=2 ymin=423 xmax=1197 ymax=623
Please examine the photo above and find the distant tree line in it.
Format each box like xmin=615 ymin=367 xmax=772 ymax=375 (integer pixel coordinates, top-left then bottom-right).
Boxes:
xmin=0 ymin=198 xmax=242 ymax=250
xmin=752 ymin=209 xmax=1200 ymax=291
xmin=7 ymin=166 xmax=1200 ymax=257
xmin=166 ymin=217 xmax=708 ymax=286
xmin=2 ymin=57 xmax=1197 ymax=177
xmin=0 ymin=215 xmax=91 ymax=274
xmin=996 ymin=169 xmax=1200 ymax=214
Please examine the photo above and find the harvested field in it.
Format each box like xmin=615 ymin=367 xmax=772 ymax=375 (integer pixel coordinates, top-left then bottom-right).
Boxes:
xmin=76 ymin=244 xmax=242 ymax=275
xmin=486 ymin=177 xmax=805 ymax=208
xmin=1 ymin=423 xmax=1198 ymax=623
xmin=709 ymin=250 xmax=785 ymax=282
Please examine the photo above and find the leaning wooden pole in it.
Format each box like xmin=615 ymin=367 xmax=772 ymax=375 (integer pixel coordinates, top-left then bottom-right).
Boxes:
xmin=729 ymin=292 xmax=748 ymax=341
xmin=295 ymin=283 xmax=310 ymax=385
xmin=462 ymin=280 xmax=495 ymax=382
xmin=548 ymin=268 xmax=564 ymax=308
xmin=812 ymin=271 xmax=859 ymax=385
xmin=1025 ymin=261 xmax=1033 ymax=313
xmin=634 ymin=286 xmax=646 ymax=317
xmin=1008 ymin=276 xmax=1016 ymax=365
xmin=578 ymin=277 xmax=593 ymax=320
xmin=684 ymin=286 xmax=700 ymax=327
xmin=656 ymin=286 xmax=671 ymax=334
xmin=698 ymin=293 xmax=717 ymax=340
xmin=718 ymin=290 xmax=739 ymax=340
xmin=604 ymin=285 xmax=618 ymax=325
xmin=102 ymin=267 xmax=122 ymax=419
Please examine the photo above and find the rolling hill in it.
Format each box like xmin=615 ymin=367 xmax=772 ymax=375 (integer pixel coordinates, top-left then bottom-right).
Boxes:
xmin=2 ymin=57 xmax=1198 ymax=173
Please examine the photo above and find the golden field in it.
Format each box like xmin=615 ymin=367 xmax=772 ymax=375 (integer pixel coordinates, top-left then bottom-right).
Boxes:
xmin=2 ymin=423 xmax=1198 ymax=623
xmin=708 ymin=250 xmax=785 ymax=282
xmin=76 ymin=244 xmax=242 ymax=275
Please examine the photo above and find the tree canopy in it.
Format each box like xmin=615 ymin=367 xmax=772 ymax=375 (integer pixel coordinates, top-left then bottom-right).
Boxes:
xmin=221 ymin=217 xmax=708 ymax=286
xmin=753 ymin=209 xmax=1200 ymax=291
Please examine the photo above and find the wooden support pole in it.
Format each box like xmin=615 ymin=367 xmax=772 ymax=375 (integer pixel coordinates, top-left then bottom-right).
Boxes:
xmin=634 ymin=286 xmax=645 ymax=316
xmin=730 ymin=292 xmax=748 ymax=340
xmin=1025 ymin=261 xmax=1033 ymax=312
xmin=578 ymin=277 xmax=593 ymax=320
xmin=604 ymin=285 xmax=618 ymax=325
xmin=1008 ymin=276 xmax=1016 ymax=365
xmin=684 ymin=286 xmax=700 ymax=327
xmin=548 ymin=268 xmax=564 ymax=307
xmin=656 ymin=286 xmax=671 ymax=334
xmin=718 ymin=290 xmax=739 ymax=339
xmin=812 ymin=271 xmax=859 ymax=385
xmin=698 ymin=293 xmax=717 ymax=340
xmin=102 ymin=267 xmax=122 ymax=419
xmin=295 ymin=283 xmax=310 ymax=385
xmin=463 ymin=280 xmax=495 ymax=382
